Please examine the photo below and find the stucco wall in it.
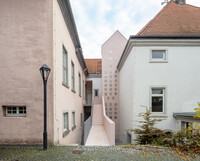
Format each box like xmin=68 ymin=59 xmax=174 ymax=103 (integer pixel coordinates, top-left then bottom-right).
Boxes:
xmin=119 ymin=40 xmax=200 ymax=143
xmin=102 ymin=31 xmax=127 ymax=140
xmin=0 ymin=0 xmax=54 ymax=144
xmin=53 ymin=0 xmax=86 ymax=145
xmin=119 ymin=48 xmax=135 ymax=143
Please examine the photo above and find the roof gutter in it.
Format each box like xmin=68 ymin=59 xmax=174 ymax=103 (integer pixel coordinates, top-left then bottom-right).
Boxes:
xmin=57 ymin=0 xmax=88 ymax=76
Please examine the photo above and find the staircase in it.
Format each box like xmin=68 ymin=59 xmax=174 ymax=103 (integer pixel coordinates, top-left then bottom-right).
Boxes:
xmin=85 ymin=97 xmax=115 ymax=146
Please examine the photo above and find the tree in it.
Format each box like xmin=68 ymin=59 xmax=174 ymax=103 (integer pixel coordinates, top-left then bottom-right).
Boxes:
xmin=128 ymin=107 xmax=166 ymax=145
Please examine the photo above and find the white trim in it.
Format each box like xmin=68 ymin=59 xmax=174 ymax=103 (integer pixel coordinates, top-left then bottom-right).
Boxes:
xmin=63 ymin=111 xmax=69 ymax=132
xmin=72 ymin=111 xmax=76 ymax=127
xmin=117 ymin=39 xmax=200 ymax=70
xmin=149 ymin=49 xmax=168 ymax=63
xmin=149 ymin=86 xmax=167 ymax=115
xmin=5 ymin=106 xmax=26 ymax=117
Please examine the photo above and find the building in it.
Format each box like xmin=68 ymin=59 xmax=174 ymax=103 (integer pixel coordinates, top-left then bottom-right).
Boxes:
xmin=117 ymin=0 xmax=200 ymax=143
xmin=101 ymin=31 xmax=127 ymax=141
xmin=84 ymin=59 xmax=102 ymax=123
xmin=0 ymin=0 xmax=88 ymax=145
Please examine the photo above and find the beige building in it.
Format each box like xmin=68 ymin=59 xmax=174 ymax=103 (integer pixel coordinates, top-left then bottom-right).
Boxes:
xmin=0 ymin=0 xmax=88 ymax=145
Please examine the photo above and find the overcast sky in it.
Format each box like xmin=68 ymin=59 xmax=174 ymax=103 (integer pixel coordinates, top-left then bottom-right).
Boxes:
xmin=70 ymin=0 xmax=200 ymax=58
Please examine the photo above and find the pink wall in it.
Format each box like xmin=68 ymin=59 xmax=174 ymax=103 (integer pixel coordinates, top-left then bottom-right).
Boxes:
xmin=0 ymin=0 xmax=54 ymax=144
xmin=101 ymin=31 xmax=127 ymax=140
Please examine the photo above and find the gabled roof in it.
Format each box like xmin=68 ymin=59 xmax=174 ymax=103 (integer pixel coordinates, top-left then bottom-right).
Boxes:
xmin=102 ymin=30 xmax=127 ymax=47
xmin=85 ymin=59 xmax=102 ymax=74
xmin=138 ymin=1 xmax=200 ymax=36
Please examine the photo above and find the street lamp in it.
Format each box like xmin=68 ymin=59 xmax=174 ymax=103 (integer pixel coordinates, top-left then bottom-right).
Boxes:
xmin=39 ymin=64 xmax=51 ymax=150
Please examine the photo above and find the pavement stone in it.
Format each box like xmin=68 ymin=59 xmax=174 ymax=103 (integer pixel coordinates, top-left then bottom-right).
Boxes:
xmin=0 ymin=145 xmax=199 ymax=161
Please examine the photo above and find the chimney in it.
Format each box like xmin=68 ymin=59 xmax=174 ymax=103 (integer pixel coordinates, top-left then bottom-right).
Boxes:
xmin=175 ymin=0 xmax=186 ymax=4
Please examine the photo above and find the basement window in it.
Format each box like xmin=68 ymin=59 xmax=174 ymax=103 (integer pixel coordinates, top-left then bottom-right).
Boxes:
xmin=3 ymin=106 xmax=26 ymax=117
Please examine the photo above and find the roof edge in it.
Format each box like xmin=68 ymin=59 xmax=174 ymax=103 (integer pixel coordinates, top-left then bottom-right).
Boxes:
xmin=130 ymin=35 xmax=200 ymax=39
xmin=57 ymin=0 xmax=88 ymax=75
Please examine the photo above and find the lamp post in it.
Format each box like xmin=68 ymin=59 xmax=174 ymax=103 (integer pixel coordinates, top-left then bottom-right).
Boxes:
xmin=39 ymin=64 xmax=51 ymax=150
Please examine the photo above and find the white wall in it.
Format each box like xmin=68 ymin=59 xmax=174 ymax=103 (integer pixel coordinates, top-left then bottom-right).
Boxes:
xmin=119 ymin=40 xmax=200 ymax=143
xmin=86 ymin=77 xmax=102 ymax=99
xmin=119 ymin=48 xmax=135 ymax=143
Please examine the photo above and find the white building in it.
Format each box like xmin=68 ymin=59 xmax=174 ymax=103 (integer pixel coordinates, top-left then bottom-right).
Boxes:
xmin=117 ymin=0 xmax=200 ymax=143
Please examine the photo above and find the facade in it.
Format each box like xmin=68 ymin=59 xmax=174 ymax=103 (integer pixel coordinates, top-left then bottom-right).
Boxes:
xmin=101 ymin=31 xmax=127 ymax=140
xmin=84 ymin=59 xmax=102 ymax=120
xmin=117 ymin=0 xmax=200 ymax=143
xmin=0 ymin=0 xmax=88 ymax=145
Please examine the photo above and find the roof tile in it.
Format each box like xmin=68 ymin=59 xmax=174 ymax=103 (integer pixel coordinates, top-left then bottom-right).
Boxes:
xmin=138 ymin=1 xmax=200 ymax=36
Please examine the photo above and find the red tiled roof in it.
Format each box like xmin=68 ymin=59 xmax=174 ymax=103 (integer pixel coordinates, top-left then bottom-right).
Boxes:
xmin=138 ymin=1 xmax=200 ymax=36
xmin=85 ymin=59 xmax=102 ymax=74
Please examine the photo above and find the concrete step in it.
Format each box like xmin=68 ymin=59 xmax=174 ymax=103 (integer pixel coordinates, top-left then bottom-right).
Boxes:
xmin=85 ymin=124 xmax=110 ymax=146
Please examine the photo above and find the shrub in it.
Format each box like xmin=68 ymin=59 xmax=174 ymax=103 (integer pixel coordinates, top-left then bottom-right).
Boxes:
xmin=128 ymin=107 xmax=169 ymax=145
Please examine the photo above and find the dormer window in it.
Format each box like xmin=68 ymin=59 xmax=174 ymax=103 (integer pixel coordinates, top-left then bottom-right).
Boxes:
xmin=150 ymin=50 xmax=168 ymax=63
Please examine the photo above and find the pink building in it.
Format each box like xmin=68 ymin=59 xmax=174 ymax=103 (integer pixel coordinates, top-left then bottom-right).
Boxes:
xmin=101 ymin=31 xmax=127 ymax=140
xmin=0 ymin=0 xmax=88 ymax=145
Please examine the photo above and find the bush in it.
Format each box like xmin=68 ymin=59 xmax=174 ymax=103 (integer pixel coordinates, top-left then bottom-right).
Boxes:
xmin=172 ymin=127 xmax=200 ymax=147
xmin=128 ymin=107 xmax=170 ymax=145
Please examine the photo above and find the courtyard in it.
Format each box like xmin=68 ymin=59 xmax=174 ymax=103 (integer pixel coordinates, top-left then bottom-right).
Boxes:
xmin=0 ymin=145 xmax=199 ymax=161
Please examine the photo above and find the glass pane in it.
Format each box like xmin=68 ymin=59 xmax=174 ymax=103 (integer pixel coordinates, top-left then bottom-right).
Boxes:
xmin=152 ymin=96 xmax=163 ymax=112
xmin=152 ymin=51 xmax=164 ymax=59
xmin=152 ymin=89 xmax=163 ymax=94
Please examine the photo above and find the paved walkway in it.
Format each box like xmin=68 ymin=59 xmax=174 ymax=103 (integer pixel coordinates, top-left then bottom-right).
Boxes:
xmin=85 ymin=124 xmax=109 ymax=146
xmin=0 ymin=145 xmax=199 ymax=161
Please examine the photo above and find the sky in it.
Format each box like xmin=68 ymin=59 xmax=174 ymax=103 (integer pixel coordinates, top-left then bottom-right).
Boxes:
xmin=70 ymin=0 xmax=200 ymax=58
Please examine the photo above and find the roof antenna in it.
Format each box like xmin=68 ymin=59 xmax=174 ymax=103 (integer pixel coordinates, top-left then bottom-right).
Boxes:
xmin=161 ymin=0 xmax=170 ymax=5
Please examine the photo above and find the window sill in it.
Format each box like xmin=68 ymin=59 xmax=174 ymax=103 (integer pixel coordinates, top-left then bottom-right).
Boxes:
xmin=149 ymin=60 xmax=168 ymax=63
xmin=3 ymin=116 xmax=26 ymax=118
xmin=63 ymin=129 xmax=70 ymax=137
xmin=72 ymin=125 xmax=76 ymax=131
xmin=71 ymin=89 xmax=76 ymax=93
xmin=62 ymin=82 xmax=69 ymax=89
xmin=151 ymin=114 xmax=168 ymax=118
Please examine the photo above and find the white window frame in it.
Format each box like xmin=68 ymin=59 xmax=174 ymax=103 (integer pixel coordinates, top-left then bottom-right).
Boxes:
xmin=63 ymin=45 xmax=68 ymax=86
xmin=80 ymin=113 xmax=83 ymax=127
xmin=72 ymin=111 xmax=76 ymax=127
xmin=79 ymin=73 xmax=81 ymax=97
xmin=83 ymin=80 xmax=85 ymax=99
xmin=71 ymin=61 xmax=75 ymax=91
xmin=150 ymin=86 xmax=166 ymax=114
xmin=63 ymin=111 xmax=69 ymax=132
xmin=5 ymin=106 xmax=26 ymax=117
xmin=149 ymin=49 xmax=168 ymax=63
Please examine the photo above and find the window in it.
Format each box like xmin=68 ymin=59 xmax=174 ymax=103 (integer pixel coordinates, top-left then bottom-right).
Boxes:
xmin=71 ymin=61 xmax=75 ymax=91
xmin=80 ymin=113 xmax=83 ymax=127
xmin=4 ymin=106 xmax=26 ymax=117
xmin=151 ymin=88 xmax=165 ymax=113
xmin=83 ymin=80 xmax=85 ymax=99
xmin=79 ymin=73 xmax=81 ymax=96
xmin=63 ymin=46 xmax=68 ymax=86
xmin=63 ymin=112 xmax=69 ymax=137
xmin=94 ymin=89 xmax=99 ymax=97
xmin=72 ymin=111 xmax=76 ymax=130
xmin=150 ymin=50 xmax=167 ymax=62
xmin=181 ymin=121 xmax=191 ymax=130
